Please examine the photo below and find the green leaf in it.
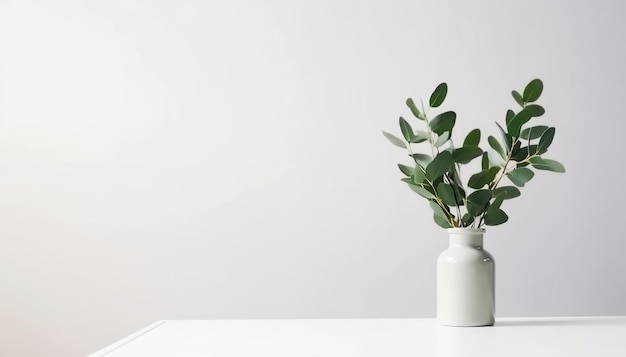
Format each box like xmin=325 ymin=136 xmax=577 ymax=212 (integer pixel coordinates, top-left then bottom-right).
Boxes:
xmin=481 ymin=152 xmax=489 ymax=170
xmin=484 ymin=207 xmax=508 ymax=226
xmin=434 ymin=131 xmax=450 ymax=148
xmin=461 ymin=213 xmax=474 ymax=227
xmin=505 ymin=110 xmax=515 ymax=126
xmin=511 ymin=144 xmax=538 ymax=161
xmin=463 ymin=129 xmax=481 ymax=146
xmin=490 ymin=191 xmax=506 ymax=210
xmin=507 ymin=167 xmax=535 ymax=187
xmin=506 ymin=105 xmax=545 ymax=137
xmin=448 ymin=166 xmax=467 ymax=202
xmin=488 ymin=136 xmax=506 ymax=160
xmin=406 ymin=98 xmax=423 ymax=120
xmin=524 ymin=104 xmax=545 ymax=117
xmin=399 ymin=117 xmax=415 ymax=142
xmin=538 ymin=127 xmax=555 ymax=154
xmin=430 ymin=201 xmax=448 ymax=219
xmin=523 ymin=79 xmax=544 ymax=103
xmin=411 ymin=153 xmax=432 ymax=167
xmin=429 ymin=83 xmax=448 ymax=108
xmin=434 ymin=214 xmax=452 ymax=228
xmin=512 ymin=90 xmax=524 ymax=107
xmin=382 ymin=131 xmax=406 ymax=149
xmin=492 ymin=186 xmax=521 ymax=200
xmin=411 ymin=165 xmax=426 ymax=184
xmin=398 ymin=164 xmax=413 ymax=176
xmin=425 ymin=151 xmax=452 ymax=181
xmin=495 ymin=122 xmax=513 ymax=152
xmin=521 ymin=126 xmax=549 ymax=140
xmin=452 ymin=146 xmax=483 ymax=164
xmin=437 ymin=183 xmax=459 ymax=206
xmin=488 ymin=150 xmax=506 ymax=167
xmin=410 ymin=131 xmax=429 ymax=143
xmin=429 ymin=111 xmax=456 ymax=135
xmin=408 ymin=183 xmax=436 ymax=199
xmin=530 ymin=157 xmax=566 ymax=173
xmin=468 ymin=167 xmax=500 ymax=189
xmin=466 ymin=189 xmax=492 ymax=217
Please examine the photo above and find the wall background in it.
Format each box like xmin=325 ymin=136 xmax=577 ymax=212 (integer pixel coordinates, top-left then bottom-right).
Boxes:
xmin=1 ymin=0 xmax=625 ymax=356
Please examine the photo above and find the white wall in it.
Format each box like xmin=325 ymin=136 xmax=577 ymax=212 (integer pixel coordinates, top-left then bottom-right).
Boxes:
xmin=1 ymin=0 xmax=625 ymax=356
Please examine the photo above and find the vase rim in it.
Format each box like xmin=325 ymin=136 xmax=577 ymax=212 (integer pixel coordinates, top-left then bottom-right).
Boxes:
xmin=446 ymin=228 xmax=485 ymax=233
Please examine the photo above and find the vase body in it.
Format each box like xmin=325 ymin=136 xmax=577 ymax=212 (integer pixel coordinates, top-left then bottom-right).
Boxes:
xmin=437 ymin=228 xmax=495 ymax=326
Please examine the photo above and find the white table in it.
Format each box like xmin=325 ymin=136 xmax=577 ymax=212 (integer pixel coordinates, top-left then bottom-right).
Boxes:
xmin=88 ymin=317 xmax=626 ymax=357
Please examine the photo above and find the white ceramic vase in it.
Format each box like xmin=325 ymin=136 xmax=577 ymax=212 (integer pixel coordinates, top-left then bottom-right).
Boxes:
xmin=437 ymin=228 xmax=495 ymax=326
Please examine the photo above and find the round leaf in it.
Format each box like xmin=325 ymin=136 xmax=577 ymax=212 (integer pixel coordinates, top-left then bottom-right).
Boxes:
xmin=429 ymin=83 xmax=448 ymax=108
xmin=521 ymin=126 xmax=549 ymax=140
xmin=484 ymin=207 xmax=509 ymax=226
xmin=452 ymin=146 xmax=483 ymax=164
xmin=538 ymin=127 xmax=555 ymax=154
xmin=434 ymin=214 xmax=452 ymax=228
xmin=530 ymin=157 xmax=565 ymax=173
xmin=437 ymin=183 xmax=459 ymax=206
xmin=466 ymin=189 xmax=492 ymax=217
xmin=507 ymin=167 xmax=535 ymax=187
xmin=463 ymin=129 xmax=481 ymax=146
xmin=468 ymin=167 xmax=500 ymax=189
xmin=429 ymin=111 xmax=456 ymax=135
xmin=506 ymin=105 xmax=545 ymax=137
xmin=425 ymin=151 xmax=452 ymax=181
xmin=492 ymin=186 xmax=521 ymax=200
xmin=523 ymin=79 xmax=544 ymax=103
xmin=461 ymin=213 xmax=475 ymax=227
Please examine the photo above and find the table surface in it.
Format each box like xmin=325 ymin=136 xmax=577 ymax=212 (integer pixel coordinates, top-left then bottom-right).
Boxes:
xmin=88 ymin=317 xmax=626 ymax=357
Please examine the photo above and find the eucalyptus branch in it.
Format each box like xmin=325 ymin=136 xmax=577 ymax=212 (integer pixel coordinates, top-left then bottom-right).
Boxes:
xmin=384 ymin=79 xmax=564 ymax=230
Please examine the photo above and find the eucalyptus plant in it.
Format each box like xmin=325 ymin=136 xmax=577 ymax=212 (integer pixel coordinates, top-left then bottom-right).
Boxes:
xmin=383 ymin=79 xmax=565 ymax=228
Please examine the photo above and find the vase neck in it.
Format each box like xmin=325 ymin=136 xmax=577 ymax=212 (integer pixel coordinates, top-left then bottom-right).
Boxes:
xmin=448 ymin=229 xmax=484 ymax=248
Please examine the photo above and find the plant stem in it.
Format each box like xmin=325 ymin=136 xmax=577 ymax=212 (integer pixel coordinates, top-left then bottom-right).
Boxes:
xmin=476 ymin=136 xmax=520 ymax=227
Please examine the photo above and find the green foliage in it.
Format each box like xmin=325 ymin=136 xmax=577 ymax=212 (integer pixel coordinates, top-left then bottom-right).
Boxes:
xmin=468 ymin=167 xmax=500 ymax=189
xmin=430 ymin=83 xmax=448 ymax=108
xmin=521 ymin=126 xmax=549 ymax=140
xmin=466 ymin=190 xmax=492 ymax=217
xmin=383 ymin=79 xmax=564 ymax=229
xmin=488 ymin=136 xmax=506 ymax=160
xmin=382 ymin=131 xmax=406 ymax=149
xmin=538 ymin=127 xmax=555 ymax=153
xmin=426 ymin=151 xmax=452 ymax=182
xmin=429 ymin=111 xmax=456 ymax=135
xmin=398 ymin=164 xmax=413 ymax=176
xmin=507 ymin=167 xmax=535 ymax=187
xmin=452 ymin=146 xmax=483 ymax=164
xmin=406 ymin=98 xmax=423 ymax=120
xmin=529 ymin=157 xmax=566 ymax=173
xmin=523 ymin=79 xmax=544 ymax=103
xmin=492 ymin=186 xmax=521 ymax=200
xmin=463 ymin=129 xmax=481 ymax=146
